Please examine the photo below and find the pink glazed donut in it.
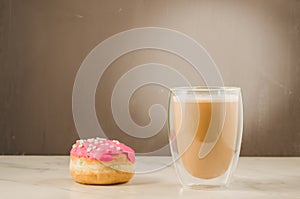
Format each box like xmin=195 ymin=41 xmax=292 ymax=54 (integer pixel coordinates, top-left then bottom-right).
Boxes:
xmin=70 ymin=137 xmax=135 ymax=184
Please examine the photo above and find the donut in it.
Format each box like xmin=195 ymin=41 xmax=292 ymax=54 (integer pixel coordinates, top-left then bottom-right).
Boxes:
xmin=70 ymin=137 xmax=135 ymax=185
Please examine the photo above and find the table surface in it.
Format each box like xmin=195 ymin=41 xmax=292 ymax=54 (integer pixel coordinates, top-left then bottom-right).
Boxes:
xmin=0 ymin=156 xmax=299 ymax=199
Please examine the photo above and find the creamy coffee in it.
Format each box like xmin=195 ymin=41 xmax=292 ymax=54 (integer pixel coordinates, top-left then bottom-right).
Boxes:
xmin=173 ymin=95 xmax=238 ymax=179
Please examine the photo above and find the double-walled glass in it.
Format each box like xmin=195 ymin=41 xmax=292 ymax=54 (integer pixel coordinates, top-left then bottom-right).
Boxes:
xmin=168 ymin=87 xmax=243 ymax=188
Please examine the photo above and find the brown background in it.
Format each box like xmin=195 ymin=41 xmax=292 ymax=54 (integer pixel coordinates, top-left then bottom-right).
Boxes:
xmin=0 ymin=0 xmax=299 ymax=156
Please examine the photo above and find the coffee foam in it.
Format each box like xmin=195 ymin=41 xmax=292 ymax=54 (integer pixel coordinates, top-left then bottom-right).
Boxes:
xmin=173 ymin=94 xmax=238 ymax=103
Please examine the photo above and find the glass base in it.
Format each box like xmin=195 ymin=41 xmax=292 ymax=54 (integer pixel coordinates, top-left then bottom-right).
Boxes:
xmin=182 ymin=183 xmax=228 ymax=190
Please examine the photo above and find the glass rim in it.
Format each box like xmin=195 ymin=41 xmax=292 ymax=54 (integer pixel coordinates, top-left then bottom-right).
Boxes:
xmin=170 ymin=86 xmax=241 ymax=92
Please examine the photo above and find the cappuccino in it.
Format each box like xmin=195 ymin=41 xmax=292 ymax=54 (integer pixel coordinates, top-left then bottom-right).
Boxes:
xmin=173 ymin=95 xmax=238 ymax=179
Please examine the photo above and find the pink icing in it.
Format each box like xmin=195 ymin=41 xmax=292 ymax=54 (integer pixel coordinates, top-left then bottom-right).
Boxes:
xmin=70 ymin=137 xmax=135 ymax=163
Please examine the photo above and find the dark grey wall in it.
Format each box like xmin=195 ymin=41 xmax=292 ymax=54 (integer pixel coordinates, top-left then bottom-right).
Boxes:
xmin=0 ymin=0 xmax=299 ymax=156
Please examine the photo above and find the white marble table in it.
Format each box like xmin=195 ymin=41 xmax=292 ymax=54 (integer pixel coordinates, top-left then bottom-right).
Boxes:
xmin=0 ymin=156 xmax=299 ymax=199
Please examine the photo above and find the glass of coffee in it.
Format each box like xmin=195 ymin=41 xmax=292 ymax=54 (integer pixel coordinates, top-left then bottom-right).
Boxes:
xmin=168 ymin=87 xmax=243 ymax=189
